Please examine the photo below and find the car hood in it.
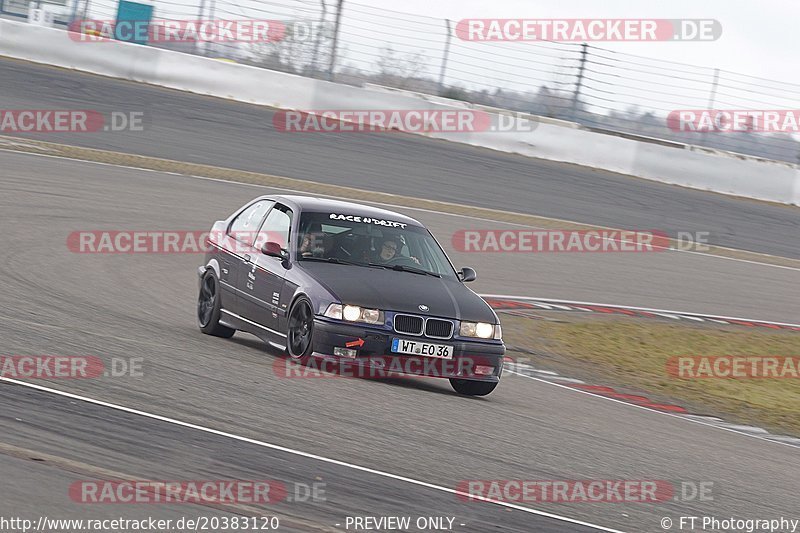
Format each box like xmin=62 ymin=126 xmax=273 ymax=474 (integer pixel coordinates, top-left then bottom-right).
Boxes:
xmin=300 ymin=262 xmax=496 ymax=323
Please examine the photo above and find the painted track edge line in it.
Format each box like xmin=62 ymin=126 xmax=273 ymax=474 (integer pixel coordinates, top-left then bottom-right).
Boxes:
xmin=0 ymin=377 xmax=626 ymax=533
xmin=481 ymin=294 xmax=800 ymax=328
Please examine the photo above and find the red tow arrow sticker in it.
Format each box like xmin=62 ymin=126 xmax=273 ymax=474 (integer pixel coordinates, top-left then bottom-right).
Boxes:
xmin=345 ymin=338 xmax=365 ymax=348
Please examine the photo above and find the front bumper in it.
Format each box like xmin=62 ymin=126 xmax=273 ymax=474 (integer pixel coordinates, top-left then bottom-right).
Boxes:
xmin=311 ymin=317 xmax=505 ymax=381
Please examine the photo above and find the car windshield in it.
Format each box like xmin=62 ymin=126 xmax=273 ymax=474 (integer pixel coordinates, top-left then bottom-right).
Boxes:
xmin=296 ymin=211 xmax=458 ymax=280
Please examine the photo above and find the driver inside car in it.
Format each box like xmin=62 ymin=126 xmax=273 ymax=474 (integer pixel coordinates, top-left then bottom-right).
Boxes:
xmin=374 ymin=236 xmax=420 ymax=264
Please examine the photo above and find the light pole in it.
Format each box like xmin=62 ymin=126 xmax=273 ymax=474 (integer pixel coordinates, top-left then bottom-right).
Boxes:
xmin=310 ymin=0 xmax=327 ymax=77
xmin=195 ymin=0 xmax=207 ymax=55
xmin=326 ymin=0 xmax=343 ymax=81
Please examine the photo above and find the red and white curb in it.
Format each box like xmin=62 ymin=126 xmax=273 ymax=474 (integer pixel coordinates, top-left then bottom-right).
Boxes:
xmin=488 ymin=296 xmax=800 ymax=447
xmin=483 ymin=295 xmax=800 ymax=331
xmin=503 ymin=358 xmax=800 ymax=448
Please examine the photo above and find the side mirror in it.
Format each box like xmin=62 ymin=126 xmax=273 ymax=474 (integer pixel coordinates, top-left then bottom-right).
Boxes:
xmin=459 ymin=267 xmax=477 ymax=282
xmin=261 ymin=241 xmax=287 ymax=259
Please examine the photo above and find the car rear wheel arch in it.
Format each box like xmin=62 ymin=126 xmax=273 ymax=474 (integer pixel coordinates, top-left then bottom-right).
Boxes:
xmin=197 ymin=270 xmax=235 ymax=338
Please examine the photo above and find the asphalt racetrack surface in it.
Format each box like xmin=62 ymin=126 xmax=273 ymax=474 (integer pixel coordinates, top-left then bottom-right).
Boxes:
xmin=0 ymin=151 xmax=798 ymax=532
xmin=1 ymin=56 xmax=799 ymax=259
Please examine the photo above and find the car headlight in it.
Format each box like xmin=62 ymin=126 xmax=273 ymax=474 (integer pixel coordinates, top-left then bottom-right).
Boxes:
xmin=460 ymin=321 xmax=499 ymax=339
xmin=324 ymin=304 xmax=383 ymax=325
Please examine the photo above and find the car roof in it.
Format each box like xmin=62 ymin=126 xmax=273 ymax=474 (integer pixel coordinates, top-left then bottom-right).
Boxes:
xmin=265 ymin=195 xmax=423 ymax=227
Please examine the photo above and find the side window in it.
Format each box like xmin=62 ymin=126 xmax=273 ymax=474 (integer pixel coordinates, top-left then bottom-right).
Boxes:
xmin=229 ymin=200 xmax=273 ymax=245
xmin=257 ymin=204 xmax=293 ymax=249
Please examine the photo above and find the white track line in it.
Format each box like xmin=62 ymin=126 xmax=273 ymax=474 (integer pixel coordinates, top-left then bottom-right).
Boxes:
xmin=0 ymin=377 xmax=625 ymax=533
xmin=481 ymin=294 xmax=800 ymax=328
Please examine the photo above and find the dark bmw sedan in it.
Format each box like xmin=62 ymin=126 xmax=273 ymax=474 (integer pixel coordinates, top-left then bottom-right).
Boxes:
xmin=197 ymin=195 xmax=505 ymax=396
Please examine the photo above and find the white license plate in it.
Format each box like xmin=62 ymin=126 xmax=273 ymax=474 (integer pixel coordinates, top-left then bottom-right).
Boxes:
xmin=391 ymin=338 xmax=453 ymax=359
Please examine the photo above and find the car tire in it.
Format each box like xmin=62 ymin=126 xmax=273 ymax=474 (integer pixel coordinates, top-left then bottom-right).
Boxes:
xmin=286 ymin=296 xmax=314 ymax=364
xmin=449 ymin=378 xmax=498 ymax=396
xmin=197 ymin=270 xmax=235 ymax=338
